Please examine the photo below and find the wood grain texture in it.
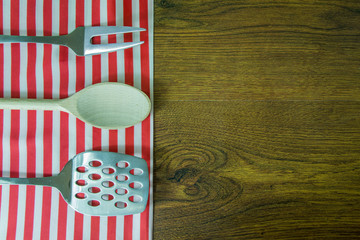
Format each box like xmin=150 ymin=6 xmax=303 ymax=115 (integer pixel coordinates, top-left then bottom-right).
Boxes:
xmin=153 ymin=0 xmax=360 ymax=239
xmin=154 ymin=0 xmax=360 ymax=101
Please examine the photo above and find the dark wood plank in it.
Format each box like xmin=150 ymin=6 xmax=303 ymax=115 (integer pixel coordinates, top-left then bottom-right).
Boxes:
xmin=154 ymin=0 xmax=360 ymax=101
xmin=153 ymin=0 xmax=360 ymax=239
xmin=154 ymin=101 xmax=360 ymax=239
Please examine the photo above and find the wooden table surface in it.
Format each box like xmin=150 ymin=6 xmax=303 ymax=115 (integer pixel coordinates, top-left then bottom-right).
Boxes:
xmin=153 ymin=0 xmax=360 ymax=239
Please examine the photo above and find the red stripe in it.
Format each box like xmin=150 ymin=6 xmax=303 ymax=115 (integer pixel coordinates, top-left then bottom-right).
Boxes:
xmin=57 ymin=1 xmax=69 ymax=239
xmin=140 ymin=0 xmax=151 ymax=239
xmin=7 ymin=112 xmax=19 ymax=240
xmin=74 ymin=0 xmax=85 ymax=239
xmin=73 ymin=120 xmax=85 ymax=240
xmin=123 ymin=0 xmax=134 ymax=238
xmin=24 ymin=111 xmax=36 ymax=238
xmin=59 ymin=0 xmax=69 ymax=99
xmin=40 ymin=113 xmax=53 ymax=240
xmin=23 ymin=0 xmax=37 ymax=237
xmin=91 ymin=217 xmax=100 ymax=240
xmin=90 ymin=2 xmax=101 ymax=239
xmin=57 ymin=113 xmax=68 ymax=240
xmin=124 ymin=127 xmax=134 ymax=240
xmin=0 ymin=0 xmax=3 ymax=231
xmin=107 ymin=1 xmax=118 ymax=238
xmin=91 ymin=126 xmax=101 ymax=240
xmin=7 ymin=1 xmax=20 ymax=238
xmin=40 ymin=1 xmax=53 ymax=239
xmin=107 ymin=0 xmax=117 ymax=83
xmin=91 ymin=0 xmax=101 ymax=85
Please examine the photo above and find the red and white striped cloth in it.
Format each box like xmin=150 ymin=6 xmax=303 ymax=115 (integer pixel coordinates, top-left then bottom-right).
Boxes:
xmin=0 ymin=0 xmax=153 ymax=239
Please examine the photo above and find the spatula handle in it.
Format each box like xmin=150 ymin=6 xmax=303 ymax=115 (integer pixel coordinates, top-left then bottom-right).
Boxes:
xmin=0 ymin=98 xmax=63 ymax=111
xmin=0 ymin=176 xmax=57 ymax=188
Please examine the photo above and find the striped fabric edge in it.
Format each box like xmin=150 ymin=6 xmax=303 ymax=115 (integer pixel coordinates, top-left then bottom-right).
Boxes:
xmin=0 ymin=0 xmax=153 ymax=240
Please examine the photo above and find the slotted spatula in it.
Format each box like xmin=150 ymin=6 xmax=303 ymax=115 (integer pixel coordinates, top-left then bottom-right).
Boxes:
xmin=0 ymin=151 xmax=149 ymax=216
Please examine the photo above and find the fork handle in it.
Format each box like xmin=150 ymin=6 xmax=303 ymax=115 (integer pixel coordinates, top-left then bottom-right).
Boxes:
xmin=0 ymin=176 xmax=58 ymax=188
xmin=0 ymin=35 xmax=68 ymax=46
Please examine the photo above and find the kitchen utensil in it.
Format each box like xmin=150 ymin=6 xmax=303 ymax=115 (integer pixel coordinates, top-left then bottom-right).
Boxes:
xmin=0 ymin=151 xmax=149 ymax=216
xmin=0 ymin=26 xmax=145 ymax=56
xmin=0 ymin=82 xmax=151 ymax=129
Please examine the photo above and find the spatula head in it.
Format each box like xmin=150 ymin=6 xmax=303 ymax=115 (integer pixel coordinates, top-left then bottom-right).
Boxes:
xmin=68 ymin=151 xmax=149 ymax=216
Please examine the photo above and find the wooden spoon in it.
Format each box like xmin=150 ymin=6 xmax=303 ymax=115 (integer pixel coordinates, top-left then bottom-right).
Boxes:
xmin=0 ymin=82 xmax=151 ymax=129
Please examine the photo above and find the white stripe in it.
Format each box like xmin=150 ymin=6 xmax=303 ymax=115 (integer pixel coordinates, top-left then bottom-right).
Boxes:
xmin=133 ymin=214 xmax=141 ymax=240
xmin=116 ymin=0 xmax=124 ymax=84
xmin=115 ymin=3 xmax=126 ymax=239
xmin=3 ymin=1 xmax=10 ymax=98
xmin=33 ymin=109 xmax=43 ymax=240
xmin=19 ymin=0 xmax=28 ymax=98
xmin=133 ymin=0 xmax=142 ymax=238
xmin=148 ymin=0 xmax=154 ymax=238
xmin=15 ymin=111 xmax=28 ymax=240
xmin=84 ymin=0 xmax=93 ymax=158
xmin=32 ymin=186 xmax=43 ymax=240
xmin=99 ymin=0 xmax=109 ymax=158
xmin=49 ymin=111 xmax=60 ymax=240
xmin=65 ymin=207 xmax=75 ymax=240
xmin=18 ymin=17 xmax=28 ymax=240
xmin=66 ymin=0 xmax=76 ymax=236
xmin=133 ymin=125 xmax=142 ymax=240
xmin=48 ymin=2 xmax=61 ymax=238
xmin=49 ymin=190 xmax=59 ymax=239
xmin=33 ymin=3 xmax=44 ymax=236
xmin=2 ymin=1 xmax=10 ymax=34
xmin=0 ymin=3 xmax=11 ymax=238
xmin=97 ymin=3 xmax=111 ymax=240
xmin=0 ymin=111 xmax=11 ymax=239
xmin=82 ymin=215 xmax=91 ymax=240
xmin=35 ymin=5 xmax=44 ymax=100
xmin=15 ymin=5 xmax=29 ymax=239
xmin=0 ymin=185 xmax=9 ymax=239
xmin=101 ymin=130 xmax=109 ymax=152
xmin=99 ymin=217 xmax=108 ymax=240
xmin=51 ymin=2 xmax=60 ymax=100
xmin=116 ymin=215 xmax=124 ymax=240
xmin=132 ymin=0 xmax=141 ymax=91
xmin=83 ymin=2 xmax=93 ymax=239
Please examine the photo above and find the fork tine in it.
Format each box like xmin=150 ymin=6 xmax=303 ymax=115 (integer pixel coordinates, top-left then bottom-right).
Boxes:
xmin=85 ymin=26 xmax=145 ymax=37
xmin=85 ymin=41 xmax=144 ymax=56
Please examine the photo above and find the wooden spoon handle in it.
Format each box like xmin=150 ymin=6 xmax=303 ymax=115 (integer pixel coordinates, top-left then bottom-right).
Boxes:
xmin=0 ymin=98 xmax=63 ymax=111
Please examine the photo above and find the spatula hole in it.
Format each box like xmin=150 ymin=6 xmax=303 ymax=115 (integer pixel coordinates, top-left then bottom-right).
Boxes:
xmin=88 ymin=200 xmax=100 ymax=207
xmin=75 ymin=193 xmax=87 ymax=199
xmin=115 ymin=201 xmax=127 ymax=209
xmin=102 ymin=168 xmax=115 ymax=175
xmin=130 ymin=168 xmax=143 ymax=176
xmin=101 ymin=194 xmax=114 ymax=201
xmin=76 ymin=166 xmax=88 ymax=173
xmin=88 ymin=187 xmax=101 ymax=193
xmin=129 ymin=195 xmax=142 ymax=203
xmin=115 ymin=188 xmax=128 ymax=195
xmin=89 ymin=173 xmax=101 ymax=180
xmin=116 ymin=161 xmax=129 ymax=168
xmin=116 ymin=175 xmax=128 ymax=182
xmin=129 ymin=182 xmax=143 ymax=189
xmin=76 ymin=180 xmax=88 ymax=186
xmin=102 ymin=181 xmax=115 ymax=188
xmin=89 ymin=160 xmax=102 ymax=167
